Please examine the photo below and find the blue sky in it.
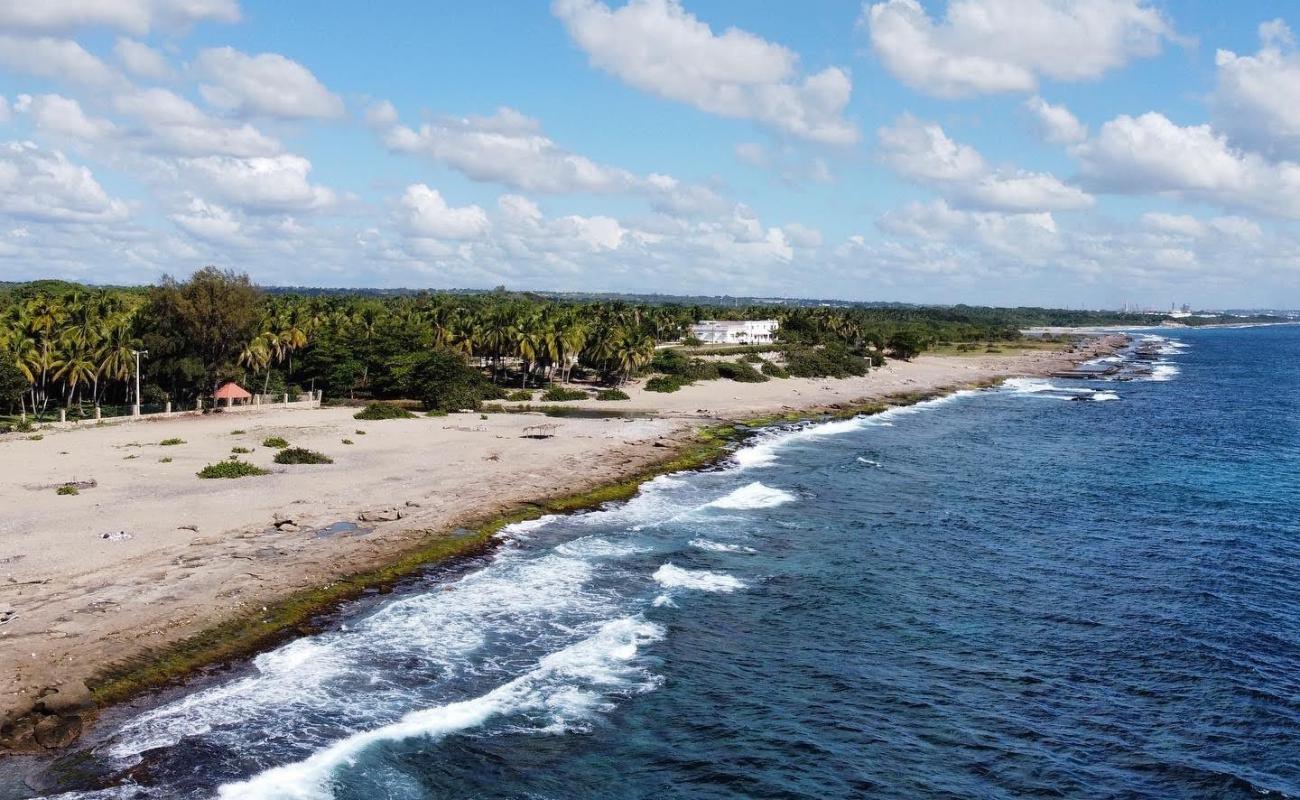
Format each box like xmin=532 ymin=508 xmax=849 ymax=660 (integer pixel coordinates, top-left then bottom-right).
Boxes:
xmin=0 ymin=1 xmax=1298 ymax=308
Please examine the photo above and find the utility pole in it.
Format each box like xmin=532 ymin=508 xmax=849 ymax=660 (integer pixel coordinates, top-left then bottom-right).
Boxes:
xmin=132 ymin=349 xmax=148 ymax=415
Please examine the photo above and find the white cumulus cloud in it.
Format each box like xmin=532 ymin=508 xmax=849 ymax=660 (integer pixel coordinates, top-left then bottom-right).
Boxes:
xmin=863 ymin=0 xmax=1173 ymax=98
xmin=553 ymin=0 xmax=857 ymax=144
xmin=194 ymin=46 xmax=344 ymax=119
xmin=398 ymin=184 xmax=491 ymax=240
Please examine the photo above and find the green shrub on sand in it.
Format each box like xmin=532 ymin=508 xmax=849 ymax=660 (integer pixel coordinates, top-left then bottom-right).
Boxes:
xmin=56 ymin=485 xmax=79 ymax=496
xmin=506 ymin=390 xmax=534 ymax=401
xmin=596 ymin=388 xmax=630 ymax=401
xmin=541 ymin=387 xmax=586 ymax=402
xmin=197 ymin=460 xmax=269 ymax=479
xmin=353 ymin=402 xmax=415 ymax=420
xmin=274 ymin=447 xmax=333 ymax=465
xmin=160 ymin=438 xmax=186 ymax=446
xmin=262 ymin=436 xmax=289 ymax=449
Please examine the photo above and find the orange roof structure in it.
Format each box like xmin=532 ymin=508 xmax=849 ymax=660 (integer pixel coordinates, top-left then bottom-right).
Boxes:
xmin=214 ymin=381 xmax=252 ymax=400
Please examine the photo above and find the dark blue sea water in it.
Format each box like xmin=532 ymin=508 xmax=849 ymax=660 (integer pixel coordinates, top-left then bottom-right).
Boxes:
xmin=23 ymin=325 xmax=1300 ymax=799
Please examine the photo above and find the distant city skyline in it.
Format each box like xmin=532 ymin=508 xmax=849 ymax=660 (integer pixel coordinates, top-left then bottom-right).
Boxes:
xmin=0 ymin=1 xmax=1298 ymax=307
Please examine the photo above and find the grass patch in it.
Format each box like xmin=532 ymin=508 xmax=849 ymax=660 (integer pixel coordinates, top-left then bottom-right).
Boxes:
xmin=230 ymin=429 xmax=246 ymax=435
xmin=231 ymin=446 xmax=252 ymax=454
xmin=505 ymin=390 xmax=534 ymax=402
xmin=354 ymin=429 xmax=366 ymax=435
xmin=197 ymin=460 xmax=270 ymax=479
xmin=159 ymin=438 xmax=186 ymax=446
xmin=273 ymin=447 xmax=333 ymax=465
xmin=596 ymin=388 xmax=630 ymax=401
xmin=541 ymin=386 xmax=587 ymax=402
xmin=159 ymin=457 xmax=173 ymax=463
xmin=761 ymin=361 xmax=789 ymax=379
xmin=28 ymin=434 xmax=44 ymax=441
xmin=426 ymin=410 xmax=448 ymax=418
xmin=353 ymin=402 xmax=415 ymax=420
xmin=262 ymin=436 xmax=289 ymax=449
xmin=56 ymin=484 xmax=79 ymax=496
xmin=342 ymin=438 xmax=354 ymax=445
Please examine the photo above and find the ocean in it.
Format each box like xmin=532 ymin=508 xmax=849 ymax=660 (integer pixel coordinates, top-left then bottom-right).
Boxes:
xmin=19 ymin=325 xmax=1300 ymax=799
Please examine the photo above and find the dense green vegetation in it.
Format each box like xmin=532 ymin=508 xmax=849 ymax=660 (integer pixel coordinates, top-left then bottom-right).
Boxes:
xmin=196 ymin=460 xmax=269 ymax=479
xmin=353 ymin=402 xmax=416 ymax=420
xmin=274 ymin=447 xmax=333 ymax=465
xmin=2 ymin=269 xmax=1281 ymax=420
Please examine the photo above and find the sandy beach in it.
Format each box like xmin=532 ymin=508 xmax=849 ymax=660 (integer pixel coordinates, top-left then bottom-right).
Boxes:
xmin=0 ymin=342 xmax=1113 ymax=751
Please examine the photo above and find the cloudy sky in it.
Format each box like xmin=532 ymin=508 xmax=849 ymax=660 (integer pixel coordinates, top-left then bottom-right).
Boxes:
xmin=1 ymin=0 xmax=1298 ymax=307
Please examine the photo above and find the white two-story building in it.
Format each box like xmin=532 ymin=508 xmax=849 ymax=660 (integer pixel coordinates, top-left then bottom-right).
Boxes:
xmin=688 ymin=319 xmax=779 ymax=345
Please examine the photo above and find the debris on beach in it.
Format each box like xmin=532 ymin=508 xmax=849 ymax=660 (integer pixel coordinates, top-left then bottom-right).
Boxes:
xmin=99 ymin=531 xmax=132 ymax=542
xmin=358 ymin=508 xmax=403 ymax=522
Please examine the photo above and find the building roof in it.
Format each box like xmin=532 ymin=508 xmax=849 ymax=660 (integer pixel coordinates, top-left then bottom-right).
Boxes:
xmin=214 ymin=381 xmax=252 ymax=399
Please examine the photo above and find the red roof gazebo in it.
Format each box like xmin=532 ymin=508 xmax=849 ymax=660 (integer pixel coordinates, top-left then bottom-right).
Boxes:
xmin=214 ymin=381 xmax=252 ymax=406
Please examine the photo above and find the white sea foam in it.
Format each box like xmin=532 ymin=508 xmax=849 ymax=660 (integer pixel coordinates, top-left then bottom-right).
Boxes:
xmin=652 ymin=563 xmax=746 ymax=592
xmin=689 ymin=539 xmax=757 ymax=554
xmin=1149 ymin=363 xmax=1180 ymax=381
xmin=730 ymin=390 xmax=980 ymax=471
xmin=105 ymin=547 xmax=603 ymax=762
xmin=705 ymin=482 xmax=796 ymax=510
xmin=1003 ymin=378 xmax=1089 ymax=396
xmin=215 ymin=617 xmax=664 ymax=800
xmin=1091 ymin=391 xmax=1120 ymax=402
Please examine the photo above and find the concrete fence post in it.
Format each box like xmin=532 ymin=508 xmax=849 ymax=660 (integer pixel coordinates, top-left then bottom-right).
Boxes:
xmin=283 ymin=393 xmax=289 ymax=405
xmin=94 ymin=407 xmax=101 ymax=421
xmin=165 ymin=401 xmax=172 ymax=416
xmin=132 ymin=404 xmax=141 ymax=417
xmin=195 ymin=397 xmax=202 ymax=411
xmin=59 ymin=409 xmax=66 ymax=424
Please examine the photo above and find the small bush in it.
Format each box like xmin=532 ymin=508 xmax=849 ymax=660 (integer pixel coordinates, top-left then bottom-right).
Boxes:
xmin=342 ymin=438 xmax=354 ymax=445
xmin=230 ymin=429 xmax=246 ymax=435
xmin=645 ymin=375 xmax=688 ymax=393
xmin=541 ymin=387 xmax=587 ymax=402
xmin=741 ymin=353 xmax=764 ymax=363
xmin=262 ymin=436 xmax=289 ymax=449
xmin=761 ymin=361 xmax=790 ymax=378
xmin=506 ymin=390 xmax=534 ymax=402
xmin=56 ymin=484 xmax=79 ymax=496
xmin=426 ymin=409 xmax=448 ymax=417
xmin=353 ymin=402 xmax=415 ymax=420
xmin=197 ymin=460 xmax=269 ymax=479
xmin=596 ymin=388 xmax=630 ymax=401
xmin=159 ymin=457 xmax=173 ymax=463
xmin=274 ymin=447 xmax=333 ymax=465
xmin=354 ymin=429 xmax=366 ymax=435
xmin=784 ymin=344 xmax=869 ymax=379
xmin=715 ymin=361 xmax=769 ymax=383
xmin=15 ymin=419 xmax=35 ymax=433
xmin=160 ymin=438 xmax=186 ymax=446
xmin=480 ymin=413 xmax=489 ymax=420
xmin=231 ymin=446 xmax=252 ymax=454
xmin=28 ymin=434 xmax=44 ymax=441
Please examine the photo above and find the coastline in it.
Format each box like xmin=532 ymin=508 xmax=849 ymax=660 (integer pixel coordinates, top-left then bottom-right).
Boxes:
xmin=0 ymin=337 xmax=1122 ymax=755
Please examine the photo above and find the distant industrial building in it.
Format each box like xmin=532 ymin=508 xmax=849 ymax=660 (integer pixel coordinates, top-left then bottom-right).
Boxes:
xmin=688 ymin=319 xmax=779 ymax=345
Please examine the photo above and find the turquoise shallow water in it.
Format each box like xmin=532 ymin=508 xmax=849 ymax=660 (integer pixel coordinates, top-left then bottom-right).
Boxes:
xmin=24 ymin=325 xmax=1300 ymax=799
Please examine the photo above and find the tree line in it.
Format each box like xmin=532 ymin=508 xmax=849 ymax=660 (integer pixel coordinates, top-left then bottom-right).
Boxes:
xmin=0 ymin=267 xmax=1230 ymax=418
